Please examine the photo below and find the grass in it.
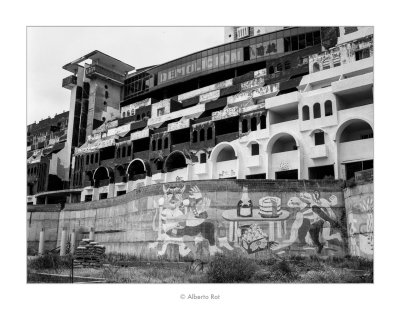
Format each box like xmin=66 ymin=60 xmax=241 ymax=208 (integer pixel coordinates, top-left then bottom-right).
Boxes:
xmin=27 ymin=253 xmax=373 ymax=283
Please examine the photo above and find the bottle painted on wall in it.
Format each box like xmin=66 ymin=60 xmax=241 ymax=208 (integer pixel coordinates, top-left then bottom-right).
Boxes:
xmin=237 ymin=186 xmax=253 ymax=217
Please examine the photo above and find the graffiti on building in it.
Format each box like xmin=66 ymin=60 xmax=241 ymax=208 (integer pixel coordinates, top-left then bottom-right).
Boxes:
xmin=148 ymin=184 xmax=232 ymax=257
xmin=347 ymin=195 xmax=373 ymax=258
xmin=273 ymin=191 xmax=344 ymax=255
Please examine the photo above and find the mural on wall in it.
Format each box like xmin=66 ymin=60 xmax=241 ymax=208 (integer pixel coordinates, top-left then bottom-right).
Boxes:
xmin=148 ymin=184 xmax=347 ymax=259
xmin=347 ymin=195 xmax=373 ymax=258
xmin=148 ymin=184 xmax=232 ymax=257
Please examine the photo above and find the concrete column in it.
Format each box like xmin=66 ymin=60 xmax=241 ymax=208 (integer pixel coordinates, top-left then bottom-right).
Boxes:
xmin=38 ymin=228 xmax=45 ymax=255
xmin=60 ymin=227 xmax=67 ymax=256
xmin=89 ymin=227 xmax=95 ymax=241
xmin=108 ymin=183 xmax=115 ymax=198
xmin=44 ymin=196 xmax=48 ymax=205
xmin=70 ymin=229 xmax=76 ymax=255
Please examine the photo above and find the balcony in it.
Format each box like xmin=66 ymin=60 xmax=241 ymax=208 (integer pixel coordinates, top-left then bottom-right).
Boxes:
xmin=193 ymin=163 xmax=208 ymax=175
xmin=152 ymin=172 xmax=164 ymax=182
xmin=309 ymin=145 xmax=328 ymax=159
xmin=62 ymin=75 xmax=77 ymax=90
xmin=215 ymin=132 xmax=239 ymax=144
xmin=85 ymin=64 xmax=125 ymax=85
xmin=246 ymin=155 xmax=261 ymax=168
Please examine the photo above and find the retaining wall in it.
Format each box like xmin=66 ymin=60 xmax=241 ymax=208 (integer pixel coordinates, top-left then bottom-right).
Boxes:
xmin=27 ymin=179 xmax=349 ymax=261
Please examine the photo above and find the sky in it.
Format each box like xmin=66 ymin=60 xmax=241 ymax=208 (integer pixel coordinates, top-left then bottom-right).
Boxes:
xmin=27 ymin=27 xmax=225 ymax=124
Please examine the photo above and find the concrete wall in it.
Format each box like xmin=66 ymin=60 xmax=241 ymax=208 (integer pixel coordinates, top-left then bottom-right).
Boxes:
xmin=27 ymin=180 xmax=349 ymax=261
xmin=344 ymin=182 xmax=373 ymax=259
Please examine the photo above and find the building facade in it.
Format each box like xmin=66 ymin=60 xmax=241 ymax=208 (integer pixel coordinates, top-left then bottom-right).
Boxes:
xmin=28 ymin=26 xmax=374 ymax=204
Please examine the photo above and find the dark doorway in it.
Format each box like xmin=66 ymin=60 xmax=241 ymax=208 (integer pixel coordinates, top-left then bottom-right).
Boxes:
xmin=246 ymin=173 xmax=266 ymax=179
xmin=99 ymin=193 xmax=108 ymax=200
xmin=275 ymin=169 xmax=298 ymax=180
xmin=309 ymin=164 xmax=335 ymax=179
xmin=84 ymin=195 xmax=93 ymax=202
xmin=117 ymin=190 xmax=126 ymax=196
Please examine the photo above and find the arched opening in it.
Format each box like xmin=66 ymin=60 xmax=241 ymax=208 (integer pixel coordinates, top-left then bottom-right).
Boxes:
xmin=152 ymin=140 xmax=156 ymax=151
xmin=325 ymin=100 xmax=333 ymax=116
xmin=95 ymin=153 xmax=99 ymax=163
xmin=251 ymin=117 xmax=257 ymax=131
xmin=216 ymin=145 xmax=237 ymax=162
xmin=268 ymin=65 xmax=275 ymax=74
xmin=337 ymin=119 xmax=374 ymax=180
xmin=313 ymin=103 xmax=321 ymax=119
xmin=276 ymin=63 xmax=283 ymax=72
xmin=157 ymin=139 xmax=162 ymax=150
xmin=165 ymin=151 xmax=187 ymax=172
xmin=302 ymin=106 xmax=310 ymax=120
xmin=127 ymin=160 xmax=147 ymax=181
xmin=122 ymin=112 xmax=126 ymax=118
xmin=93 ymin=166 xmax=111 ymax=188
xmin=122 ymin=146 xmax=126 ymax=157
xmin=313 ymin=62 xmax=320 ymax=72
xmin=260 ymin=114 xmax=266 ymax=129
xmin=114 ymin=165 xmax=126 ymax=183
xmin=116 ymin=147 xmax=120 ymax=158
xmin=86 ymin=155 xmax=89 ymax=165
xmin=207 ymin=127 xmax=213 ymax=140
xmin=192 ymin=130 xmax=198 ymax=143
xmin=268 ymin=133 xmax=299 ymax=180
xmin=164 ymin=137 xmax=169 ymax=149
xmin=127 ymin=145 xmax=132 ymax=157
xmin=200 ymin=128 xmax=205 ymax=141
xmin=242 ymin=119 xmax=248 ymax=133
xmin=127 ymin=111 xmax=130 ymax=117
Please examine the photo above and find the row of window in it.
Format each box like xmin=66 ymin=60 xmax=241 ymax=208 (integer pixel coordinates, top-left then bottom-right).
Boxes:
xmin=302 ymin=100 xmax=333 ymax=121
xmin=193 ymin=127 xmax=213 ymax=143
xmin=121 ymin=110 xmax=151 ymax=120
xmin=152 ymin=137 xmax=169 ymax=151
xmin=116 ymin=145 xmax=132 ymax=158
xmin=242 ymin=114 xmax=267 ymax=133
xmin=75 ymin=153 xmax=99 ymax=169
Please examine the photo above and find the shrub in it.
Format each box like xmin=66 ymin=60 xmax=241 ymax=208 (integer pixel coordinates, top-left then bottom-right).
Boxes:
xmin=207 ymin=253 xmax=259 ymax=283
xmin=28 ymin=253 xmax=72 ymax=270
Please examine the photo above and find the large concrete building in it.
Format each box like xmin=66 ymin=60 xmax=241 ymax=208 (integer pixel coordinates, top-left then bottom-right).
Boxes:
xmin=28 ymin=26 xmax=373 ymax=204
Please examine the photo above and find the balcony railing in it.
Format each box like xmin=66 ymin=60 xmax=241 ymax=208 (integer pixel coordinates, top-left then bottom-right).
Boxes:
xmin=85 ymin=64 xmax=125 ymax=84
xmin=62 ymin=75 xmax=77 ymax=89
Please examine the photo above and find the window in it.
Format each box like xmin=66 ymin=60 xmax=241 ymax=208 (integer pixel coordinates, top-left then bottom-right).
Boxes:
xmin=251 ymin=117 xmax=257 ymax=131
xmin=122 ymin=146 xmax=126 ymax=157
xmin=127 ymin=111 xmax=130 ymax=117
xmin=127 ymin=145 xmax=131 ymax=156
xmin=157 ymin=108 xmax=165 ymax=116
xmin=325 ymin=100 xmax=333 ymax=116
xmin=299 ymin=34 xmax=306 ymax=49
xmin=361 ymin=133 xmax=373 ymax=139
xmin=105 ymin=91 xmax=109 ymax=99
xmin=355 ymin=48 xmax=370 ymax=61
xmin=306 ymin=32 xmax=313 ymax=47
xmin=90 ymin=154 xmax=94 ymax=164
xmin=116 ymin=148 xmax=120 ymax=158
xmin=315 ymin=131 xmax=325 ymax=145
xmin=200 ymin=153 xmax=207 ymax=163
xmin=142 ymin=113 xmax=146 ymax=119
xmin=313 ymin=103 xmax=321 ymax=119
xmin=302 ymin=106 xmax=310 ymax=121
xmin=122 ymin=112 xmax=126 ymax=118
xmin=95 ymin=153 xmax=99 ymax=163
xmin=86 ymin=155 xmax=89 ymax=165
xmin=164 ymin=137 xmax=169 ymax=148
xmin=105 ymin=85 xmax=108 ymax=89
xmin=260 ymin=114 xmax=266 ymax=129
xmin=192 ymin=130 xmax=198 ymax=143
xmin=313 ymin=62 xmax=320 ymax=72
xmin=313 ymin=31 xmax=321 ymax=45
xmin=152 ymin=140 xmax=156 ymax=151
xmin=284 ymin=61 xmax=291 ymax=70
xmin=251 ymin=143 xmax=259 ymax=156
xmin=200 ymin=129 xmax=205 ymax=141
xmin=241 ymin=119 xmax=249 ymax=133
xmin=207 ymin=127 xmax=213 ymax=140
xmin=276 ymin=63 xmax=283 ymax=72
xmin=268 ymin=65 xmax=275 ymax=74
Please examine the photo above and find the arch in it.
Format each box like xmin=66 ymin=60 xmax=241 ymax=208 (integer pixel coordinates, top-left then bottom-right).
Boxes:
xmin=302 ymin=106 xmax=310 ymax=121
xmin=207 ymin=127 xmax=213 ymax=140
xmin=242 ymin=119 xmax=248 ymax=133
xmin=313 ymin=102 xmax=321 ymax=119
xmin=260 ymin=114 xmax=266 ymax=129
xmin=157 ymin=138 xmax=162 ymax=150
xmin=93 ymin=166 xmax=114 ymax=187
xmin=127 ymin=158 xmax=151 ymax=180
xmin=192 ymin=130 xmax=198 ymax=143
xmin=266 ymin=132 xmax=300 ymax=154
xmin=335 ymin=118 xmax=373 ymax=143
xmin=164 ymin=150 xmax=189 ymax=172
xmin=246 ymin=140 xmax=260 ymax=156
xmin=199 ymin=128 xmax=205 ymax=141
xmin=251 ymin=117 xmax=257 ymax=131
xmin=325 ymin=100 xmax=333 ymax=116
xmin=334 ymin=117 xmax=373 ymax=143
xmin=210 ymin=141 xmax=238 ymax=163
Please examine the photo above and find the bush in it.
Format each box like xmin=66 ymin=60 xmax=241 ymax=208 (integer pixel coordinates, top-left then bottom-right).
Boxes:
xmin=207 ymin=253 xmax=259 ymax=283
xmin=299 ymin=266 xmax=364 ymax=283
xmin=28 ymin=253 xmax=72 ymax=270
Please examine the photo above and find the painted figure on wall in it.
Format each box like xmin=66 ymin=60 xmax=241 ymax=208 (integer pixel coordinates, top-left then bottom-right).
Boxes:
xmin=149 ymin=184 xmax=232 ymax=257
xmin=274 ymin=190 xmax=343 ymax=254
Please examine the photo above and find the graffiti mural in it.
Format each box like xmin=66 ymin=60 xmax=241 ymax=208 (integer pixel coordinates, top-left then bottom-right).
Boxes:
xmin=148 ymin=183 xmax=232 ymax=258
xmin=347 ymin=196 xmax=373 ymax=259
